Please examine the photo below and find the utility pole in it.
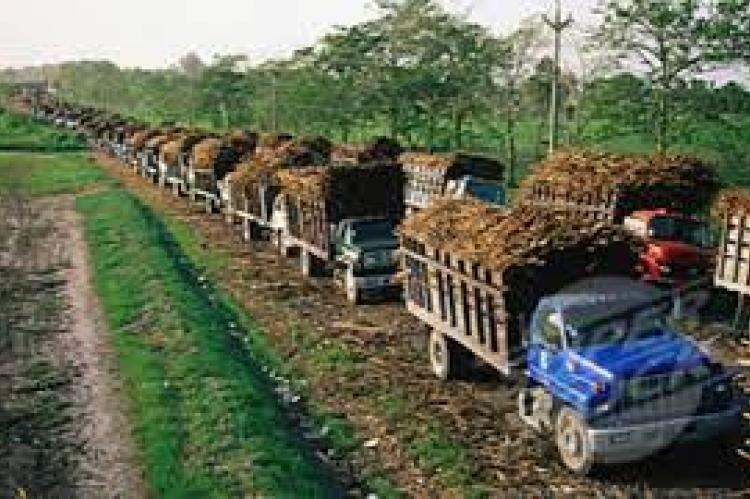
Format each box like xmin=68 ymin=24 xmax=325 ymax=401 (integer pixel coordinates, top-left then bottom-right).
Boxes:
xmin=270 ymin=71 xmax=278 ymax=133
xmin=543 ymin=0 xmax=573 ymax=155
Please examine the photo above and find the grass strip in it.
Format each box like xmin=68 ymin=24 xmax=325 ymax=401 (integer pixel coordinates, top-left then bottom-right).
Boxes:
xmin=0 ymin=152 xmax=114 ymax=196
xmin=76 ymin=188 xmax=338 ymax=497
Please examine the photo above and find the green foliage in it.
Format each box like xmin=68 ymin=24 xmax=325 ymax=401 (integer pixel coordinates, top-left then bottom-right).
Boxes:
xmin=76 ymin=188 xmax=337 ymax=497
xmin=0 ymin=153 xmax=113 ymax=196
xmin=7 ymin=0 xmax=748 ymax=186
xmin=591 ymin=0 xmax=724 ymax=150
xmin=0 ymin=109 xmax=86 ymax=152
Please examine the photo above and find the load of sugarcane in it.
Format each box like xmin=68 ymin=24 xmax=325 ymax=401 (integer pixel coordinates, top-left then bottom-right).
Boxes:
xmin=332 ymin=137 xmax=403 ymax=165
xmin=399 ymin=151 xmax=504 ymax=180
xmin=129 ymin=128 xmax=165 ymax=151
xmin=516 ymin=149 xmax=719 ymax=218
xmin=161 ymin=132 xmax=209 ymax=167
xmin=276 ymin=161 xmax=403 ymax=221
xmin=399 ymin=198 xmax=643 ymax=316
xmin=225 ymin=135 xmax=332 ymax=212
xmin=145 ymin=130 xmax=184 ymax=154
xmin=191 ymin=130 xmax=258 ymax=181
xmin=713 ymin=189 xmax=750 ymax=218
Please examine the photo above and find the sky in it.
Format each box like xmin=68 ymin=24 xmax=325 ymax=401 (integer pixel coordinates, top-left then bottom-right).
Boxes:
xmin=2 ymin=0 xmax=600 ymax=69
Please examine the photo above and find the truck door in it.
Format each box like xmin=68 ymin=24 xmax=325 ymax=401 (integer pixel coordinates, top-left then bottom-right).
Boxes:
xmin=528 ymin=309 xmax=567 ymax=386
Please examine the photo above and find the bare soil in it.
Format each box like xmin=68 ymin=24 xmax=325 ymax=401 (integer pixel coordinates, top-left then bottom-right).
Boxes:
xmin=0 ymin=194 xmax=145 ymax=498
xmin=95 ymin=152 xmax=750 ymax=497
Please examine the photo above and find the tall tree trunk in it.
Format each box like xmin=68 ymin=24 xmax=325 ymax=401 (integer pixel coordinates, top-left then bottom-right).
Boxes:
xmin=657 ymin=36 xmax=669 ymax=153
xmin=506 ymin=98 xmax=517 ymax=188
xmin=427 ymin=105 xmax=435 ymax=152
xmin=453 ymin=103 xmax=464 ymax=150
xmin=389 ymin=103 xmax=398 ymax=140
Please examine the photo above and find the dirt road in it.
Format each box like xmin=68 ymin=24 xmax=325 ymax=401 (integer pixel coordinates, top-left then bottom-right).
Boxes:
xmin=1 ymin=194 xmax=145 ymax=497
xmin=94 ymin=152 xmax=750 ymax=497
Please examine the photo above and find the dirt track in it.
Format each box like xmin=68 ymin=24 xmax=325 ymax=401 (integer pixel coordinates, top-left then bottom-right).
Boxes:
xmin=95 ymin=152 xmax=750 ymax=497
xmin=1 ymin=194 xmax=145 ymax=498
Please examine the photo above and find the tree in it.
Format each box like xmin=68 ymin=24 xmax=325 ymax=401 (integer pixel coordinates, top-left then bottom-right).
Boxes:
xmin=711 ymin=0 xmax=750 ymax=63
xmin=592 ymin=0 xmax=718 ymax=151
xmin=495 ymin=18 xmax=546 ymax=186
xmin=197 ymin=55 xmax=253 ymax=128
xmin=177 ymin=52 xmax=206 ymax=79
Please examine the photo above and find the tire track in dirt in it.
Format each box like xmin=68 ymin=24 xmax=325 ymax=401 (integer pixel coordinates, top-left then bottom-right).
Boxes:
xmin=53 ymin=196 xmax=147 ymax=498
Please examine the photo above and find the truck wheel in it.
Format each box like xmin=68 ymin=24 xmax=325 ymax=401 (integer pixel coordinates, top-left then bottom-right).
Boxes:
xmin=555 ymin=407 xmax=594 ymax=475
xmin=428 ymin=329 xmax=468 ymax=380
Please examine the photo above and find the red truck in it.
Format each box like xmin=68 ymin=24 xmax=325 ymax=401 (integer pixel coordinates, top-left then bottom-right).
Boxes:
xmin=517 ymin=152 xmax=718 ymax=307
xmin=622 ymin=208 xmax=713 ymax=284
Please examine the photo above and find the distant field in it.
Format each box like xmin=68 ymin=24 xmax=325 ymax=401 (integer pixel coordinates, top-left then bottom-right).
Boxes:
xmin=0 ymin=109 xmax=86 ymax=152
xmin=0 ymin=152 xmax=113 ymax=196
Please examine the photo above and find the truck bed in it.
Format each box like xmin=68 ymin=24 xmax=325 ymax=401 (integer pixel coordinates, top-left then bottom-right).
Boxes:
xmin=520 ymin=183 xmax=620 ymax=223
xmin=401 ymin=238 xmax=520 ymax=375
xmin=715 ymin=212 xmax=750 ymax=295
xmin=285 ymin=196 xmax=331 ymax=260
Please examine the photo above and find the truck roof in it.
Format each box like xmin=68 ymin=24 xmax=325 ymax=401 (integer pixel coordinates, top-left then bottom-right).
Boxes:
xmin=537 ymin=277 xmax=665 ymax=318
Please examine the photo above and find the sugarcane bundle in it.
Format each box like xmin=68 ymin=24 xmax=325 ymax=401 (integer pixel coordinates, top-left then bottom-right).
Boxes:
xmin=331 ymin=137 xmax=403 ymax=166
xmin=192 ymin=138 xmax=223 ymax=170
xmin=161 ymin=138 xmax=183 ymax=166
xmin=258 ymin=132 xmax=294 ymax=149
xmin=517 ymin=149 xmax=718 ymax=216
xmin=713 ymin=189 xmax=750 ymax=218
xmin=129 ymin=128 xmax=162 ymax=150
xmin=146 ymin=131 xmax=181 ymax=151
xmin=400 ymin=198 xmax=643 ymax=314
xmin=227 ymin=130 xmax=258 ymax=160
xmin=400 ymin=152 xmax=504 ymax=180
xmin=191 ymin=132 xmax=256 ymax=181
xmin=277 ymin=163 xmax=403 ymax=220
xmin=331 ymin=144 xmax=364 ymax=166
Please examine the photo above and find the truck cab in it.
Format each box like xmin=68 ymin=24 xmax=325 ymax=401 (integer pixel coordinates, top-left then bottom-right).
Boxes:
xmin=445 ymin=175 xmax=506 ymax=206
xmin=333 ymin=217 xmax=399 ymax=304
xmin=623 ymin=209 xmax=713 ymax=285
xmin=519 ymin=278 xmax=742 ymax=474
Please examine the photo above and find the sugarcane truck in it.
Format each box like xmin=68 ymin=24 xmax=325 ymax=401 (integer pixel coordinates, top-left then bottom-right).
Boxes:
xmin=401 ymin=220 xmax=742 ymax=474
xmin=522 ymin=184 xmax=714 ymax=313
xmin=220 ymin=175 xmax=279 ymax=242
xmin=274 ymin=165 xmax=403 ymax=303
xmin=714 ymin=194 xmax=750 ymax=330
xmin=402 ymin=152 xmax=506 ymax=213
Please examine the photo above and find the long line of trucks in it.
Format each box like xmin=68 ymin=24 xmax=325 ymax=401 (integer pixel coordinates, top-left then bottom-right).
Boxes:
xmin=19 ymin=92 xmax=745 ymax=476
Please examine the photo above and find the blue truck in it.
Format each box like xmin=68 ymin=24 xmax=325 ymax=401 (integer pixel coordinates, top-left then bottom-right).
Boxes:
xmin=401 ymin=210 xmax=743 ymax=474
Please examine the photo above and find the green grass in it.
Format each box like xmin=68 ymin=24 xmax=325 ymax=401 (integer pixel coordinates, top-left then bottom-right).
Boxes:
xmin=0 ymin=152 xmax=114 ymax=196
xmin=76 ymin=188 xmax=338 ymax=497
xmin=0 ymin=109 xmax=86 ymax=152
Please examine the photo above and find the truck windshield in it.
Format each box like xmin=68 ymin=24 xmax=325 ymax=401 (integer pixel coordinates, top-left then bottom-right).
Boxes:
xmin=648 ymin=216 xmax=710 ymax=248
xmin=350 ymin=220 xmax=395 ymax=244
xmin=566 ymin=299 xmax=671 ymax=349
xmin=466 ymin=179 xmax=505 ymax=205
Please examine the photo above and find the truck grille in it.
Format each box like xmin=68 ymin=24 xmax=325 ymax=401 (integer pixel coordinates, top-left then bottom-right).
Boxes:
xmin=610 ymin=372 xmax=705 ymax=425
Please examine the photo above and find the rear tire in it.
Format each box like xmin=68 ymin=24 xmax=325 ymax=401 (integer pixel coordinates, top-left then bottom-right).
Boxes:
xmin=428 ymin=329 xmax=470 ymax=380
xmin=555 ymin=407 xmax=594 ymax=475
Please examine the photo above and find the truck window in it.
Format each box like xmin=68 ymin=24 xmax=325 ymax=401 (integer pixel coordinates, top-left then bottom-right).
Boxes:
xmin=540 ymin=312 xmax=563 ymax=350
xmin=350 ymin=220 xmax=395 ymax=244
xmin=466 ymin=179 xmax=505 ymax=205
xmin=648 ymin=216 xmax=710 ymax=248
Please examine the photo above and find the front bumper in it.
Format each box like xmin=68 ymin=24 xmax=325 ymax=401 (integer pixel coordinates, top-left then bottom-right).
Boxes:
xmin=354 ymin=274 xmax=399 ymax=292
xmin=588 ymin=404 xmax=742 ymax=464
